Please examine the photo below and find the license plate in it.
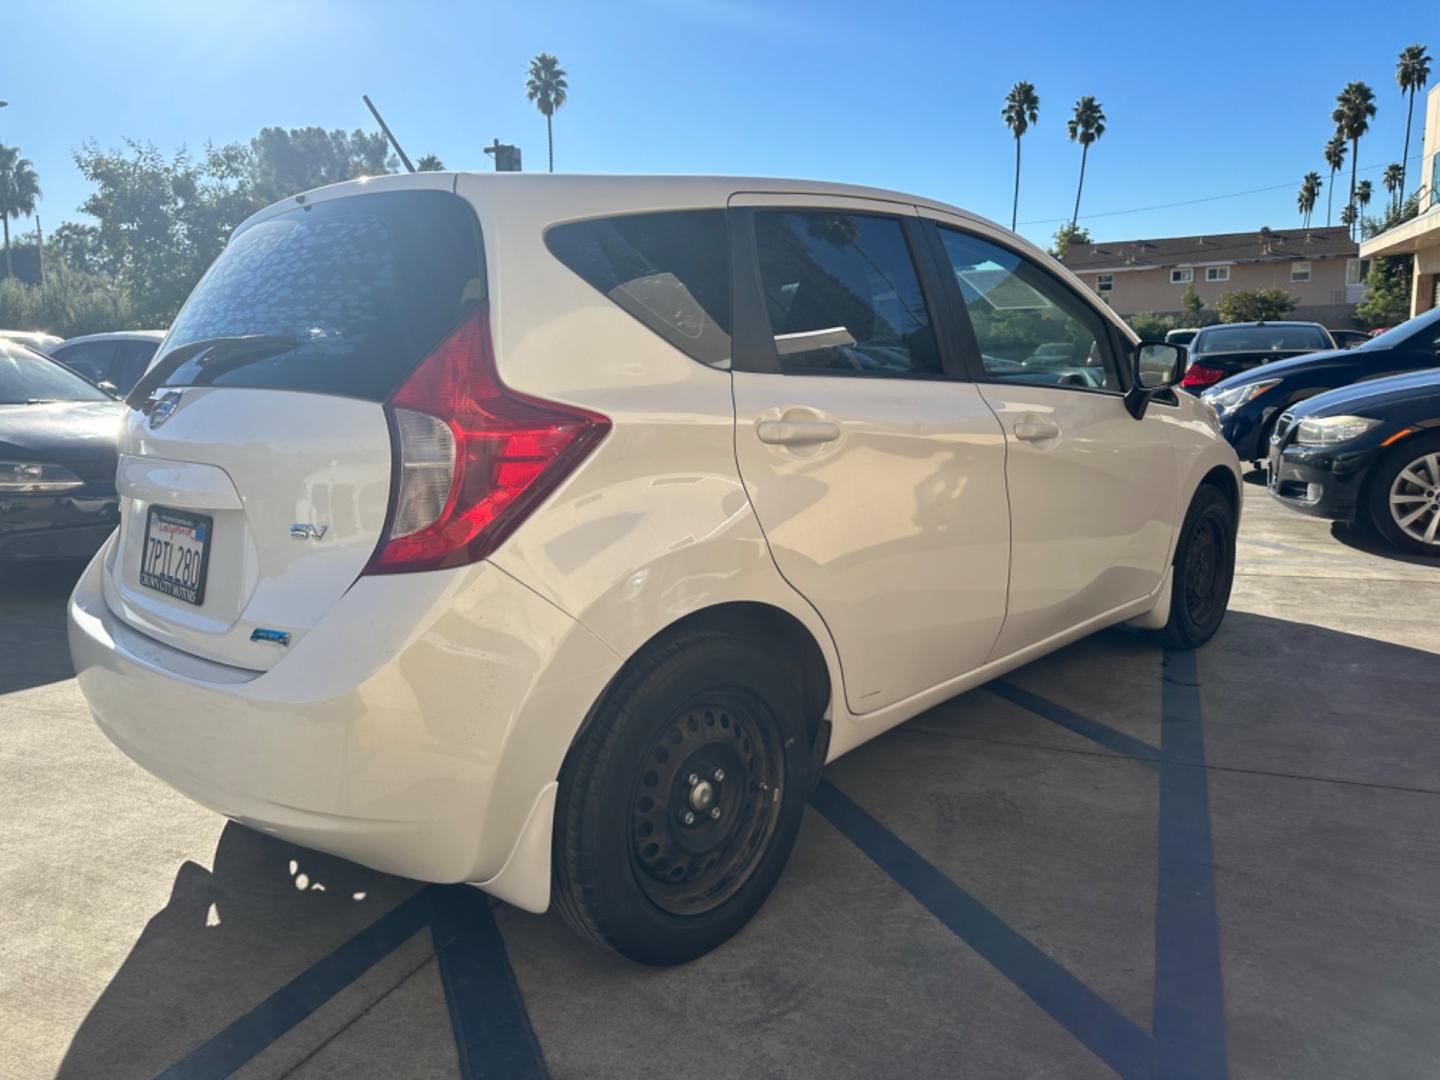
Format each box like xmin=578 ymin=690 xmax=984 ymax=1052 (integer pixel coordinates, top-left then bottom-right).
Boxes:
xmin=139 ymin=506 xmax=212 ymax=606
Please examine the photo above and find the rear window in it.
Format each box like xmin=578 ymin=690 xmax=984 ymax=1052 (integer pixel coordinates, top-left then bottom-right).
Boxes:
xmin=545 ymin=210 xmax=732 ymax=367
xmin=0 ymin=342 xmax=112 ymax=404
xmin=1194 ymin=325 xmax=1329 ymax=353
xmin=152 ymin=190 xmax=484 ymax=400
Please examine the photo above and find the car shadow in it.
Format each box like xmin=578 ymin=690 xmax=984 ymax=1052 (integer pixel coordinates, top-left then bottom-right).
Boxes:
xmin=55 ymin=823 xmax=420 ymax=1080
xmin=0 ymin=559 xmax=88 ymax=693
xmin=1328 ymin=519 xmax=1440 ymax=568
xmin=1241 ymin=466 xmax=1267 ymax=487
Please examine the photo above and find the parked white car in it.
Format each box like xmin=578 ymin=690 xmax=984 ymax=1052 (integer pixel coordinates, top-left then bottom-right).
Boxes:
xmin=0 ymin=329 xmax=62 ymax=352
xmin=69 ymin=173 xmax=1241 ymax=964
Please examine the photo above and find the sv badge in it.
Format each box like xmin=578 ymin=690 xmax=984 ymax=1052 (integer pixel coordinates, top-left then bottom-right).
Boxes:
xmin=289 ymin=523 xmax=329 ymax=541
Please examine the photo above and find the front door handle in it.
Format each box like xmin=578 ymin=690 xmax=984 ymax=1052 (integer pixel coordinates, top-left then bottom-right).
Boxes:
xmin=1013 ymin=415 xmax=1060 ymax=442
xmin=756 ymin=418 xmax=842 ymax=447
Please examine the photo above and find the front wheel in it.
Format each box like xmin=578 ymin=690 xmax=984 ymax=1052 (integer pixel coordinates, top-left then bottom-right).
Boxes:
xmin=1367 ymin=434 xmax=1440 ymax=555
xmin=1156 ymin=484 xmax=1236 ymax=649
xmin=552 ymin=628 xmax=812 ymax=965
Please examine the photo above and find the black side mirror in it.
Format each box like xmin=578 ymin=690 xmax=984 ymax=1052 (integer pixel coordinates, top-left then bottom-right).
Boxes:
xmin=1125 ymin=341 xmax=1185 ymax=419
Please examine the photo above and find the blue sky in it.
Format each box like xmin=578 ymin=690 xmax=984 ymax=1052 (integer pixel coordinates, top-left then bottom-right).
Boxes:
xmin=4 ymin=0 xmax=1435 ymax=249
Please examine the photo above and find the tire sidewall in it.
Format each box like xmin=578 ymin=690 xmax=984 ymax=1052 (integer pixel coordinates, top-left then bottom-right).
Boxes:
xmin=1366 ymin=433 xmax=1440 ymax=556
xmin=565 ymin=633 xmax=810 ymax=964
xmin=1167 ymin=485 xmax=1237 ymax=646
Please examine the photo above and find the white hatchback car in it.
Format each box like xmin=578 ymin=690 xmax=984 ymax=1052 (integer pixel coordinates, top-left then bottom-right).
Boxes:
xmin=69 ymin=173 xmax=1240 ymax=964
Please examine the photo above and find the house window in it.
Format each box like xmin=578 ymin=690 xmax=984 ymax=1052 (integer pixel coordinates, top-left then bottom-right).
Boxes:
xmin=1345 ymin=258 xmax=1370 ymax=286
xmin=1291 ymin=261 xmax=1312 ymax=283
xmin=1096 ymin=274 xmax=1114 ymax=295
xmin=1205 ymin=266 xmax=1230 ymax=283
xmin=1170 ymin=268 xmax=1193 ymax=285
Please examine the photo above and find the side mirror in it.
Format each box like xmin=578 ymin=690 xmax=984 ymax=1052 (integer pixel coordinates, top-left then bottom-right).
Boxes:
xmin=1125 ymin=341 xmax=1185 ymax=419
xmin=96 ymin=380 xmax=120 ymax=398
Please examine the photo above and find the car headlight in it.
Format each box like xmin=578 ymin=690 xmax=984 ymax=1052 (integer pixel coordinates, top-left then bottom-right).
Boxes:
xmin=1293 ymin=415 xmax=1382 ymax=446
xmin=0 ymin=461 xmax=86 ymax=493
xmin=1201 ymin=378 xmax=1280 ymax=414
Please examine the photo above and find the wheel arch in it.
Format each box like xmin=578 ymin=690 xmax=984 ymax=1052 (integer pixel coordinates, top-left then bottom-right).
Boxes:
xmin=1198 ymin=463 xmax=1240 ymax=523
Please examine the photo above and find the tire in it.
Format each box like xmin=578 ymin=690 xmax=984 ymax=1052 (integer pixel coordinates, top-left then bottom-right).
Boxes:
xmin=552 ymin=627 xmax=811 ymax=965
xmin=1156 ymin=484 xmax=1236 ymax=649
xmin=1366 ymin=433 xmax=1440 ymax=555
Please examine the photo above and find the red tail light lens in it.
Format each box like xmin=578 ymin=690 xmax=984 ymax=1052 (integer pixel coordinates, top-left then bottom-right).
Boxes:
xmin=1181 ymin=364 xmax=1225 ymax=388
xmin=366 ymin=305 xmax=610 ymax=574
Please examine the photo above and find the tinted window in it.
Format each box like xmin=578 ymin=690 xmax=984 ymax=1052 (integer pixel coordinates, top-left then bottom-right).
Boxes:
xmin=0 ymin=343 xmax=112 ymax=404
xmin=754 ymin=211 xmax=940 ymax=376
xmin=546 ymin=211 xmax=731 ymax=367
xmin=153 ymin=190 xmax=484 ymax=400
xmin=939 ymin=228 xmax=1121 ymax=392
xmin=1360 ymin=304 xmax=1440 ymax=351
xmin=115 ymin=341 xmax=159 ymax=393
xmin=1193 ymin=325 xmax=1329 ymax=353
xmin=52 ymin=341 xmax=117 ymax=384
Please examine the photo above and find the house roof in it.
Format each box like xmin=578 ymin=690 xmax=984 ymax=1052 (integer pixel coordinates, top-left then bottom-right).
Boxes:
xmin=1062 ymin=226 xmax=1357 ymax=273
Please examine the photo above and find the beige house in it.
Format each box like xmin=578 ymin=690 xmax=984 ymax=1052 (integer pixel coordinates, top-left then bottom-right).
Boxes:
xmin=1360 ymin=83 xmax=1440 ymax=317
xmin=1062 ymin=226 xmax=1365 ymax=326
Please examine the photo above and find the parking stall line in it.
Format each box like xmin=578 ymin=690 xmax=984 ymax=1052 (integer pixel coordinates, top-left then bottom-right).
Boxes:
xmin=810 ymin=778 xmax=1156 ymax=1079
xmin=987 ymin=681 xmax=1165 ymax=767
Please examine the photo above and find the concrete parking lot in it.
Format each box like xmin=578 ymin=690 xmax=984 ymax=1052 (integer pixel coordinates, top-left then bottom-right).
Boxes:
xmin=3 ymin=482 xmax=1439 ymax=1080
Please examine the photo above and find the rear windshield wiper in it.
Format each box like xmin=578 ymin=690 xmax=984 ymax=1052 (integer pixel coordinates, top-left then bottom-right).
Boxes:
xmin=127 ymin=334 xmax=299 ymax=407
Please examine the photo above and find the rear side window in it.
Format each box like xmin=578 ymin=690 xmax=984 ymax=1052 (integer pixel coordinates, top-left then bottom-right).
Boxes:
xmin=52 ymin=341 xmax=117 ymax=384
xmin=545 ymin=211 xmax=732 ymax=367
xmin=753 ymin=210 xmax=940 ymax=376
xmin=154 ymin=190 xmax=484 ymax=400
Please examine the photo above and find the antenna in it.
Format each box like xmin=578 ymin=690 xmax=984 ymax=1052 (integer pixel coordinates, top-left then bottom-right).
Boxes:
xmin=362 ymin=94 xmax=415 ymax=173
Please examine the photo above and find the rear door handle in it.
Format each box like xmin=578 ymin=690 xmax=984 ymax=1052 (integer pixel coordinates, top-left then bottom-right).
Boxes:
xmin=756 ymin=419 xmax=842 ymax=446
xmin=1013 ymin=416 xmax=1060 ymax=442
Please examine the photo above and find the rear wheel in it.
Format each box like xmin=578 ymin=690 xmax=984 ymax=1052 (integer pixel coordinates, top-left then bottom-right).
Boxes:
xmin=552 ymin=628 xmax=811 ymax=965
xmin=1156 ymin=484 xmax=1236 ymax=649
xmin=1367 ymin=434 xmax=1440 ymax=555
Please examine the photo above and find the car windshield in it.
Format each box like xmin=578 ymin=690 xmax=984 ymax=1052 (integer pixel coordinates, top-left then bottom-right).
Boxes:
xmin=0 ymin=342 xmax=112 ymax=404
xmin=1358 ymin=304 xmax=1440 ymax=351
xmin=1194 ymin=325 xmax=1329 ymax=353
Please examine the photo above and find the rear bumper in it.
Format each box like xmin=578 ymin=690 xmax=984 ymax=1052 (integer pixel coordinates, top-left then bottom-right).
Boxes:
xmin=68 ymin=541 xmax=619 ymax=895
xmin=0 ymin=491 xmax=118 ymax=559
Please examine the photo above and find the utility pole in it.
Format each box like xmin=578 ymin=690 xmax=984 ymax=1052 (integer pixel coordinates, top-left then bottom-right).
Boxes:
xmin=35 ymin=215 xmax=43 ymax=285
xmin=483 ymin=139 xmax=522 ymax=172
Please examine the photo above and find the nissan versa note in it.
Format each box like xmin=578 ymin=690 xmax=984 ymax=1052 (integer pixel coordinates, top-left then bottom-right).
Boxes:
xmin=69 ymin=173 xmax=1241 ymax=964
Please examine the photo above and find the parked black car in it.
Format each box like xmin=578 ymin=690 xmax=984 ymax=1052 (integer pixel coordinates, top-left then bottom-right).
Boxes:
xmin=1181 ymin=321 xmax=1335 ymax=391
xmin=1329 ymin=329 xmax=1372 ymax=349
xmin=1201 ymin=305 xmax=1440 ymax=463
xmin=1267 ymin=367 xmax=1440 ymax=554
xmin=0 ymin=340 xmax=123 ymax=561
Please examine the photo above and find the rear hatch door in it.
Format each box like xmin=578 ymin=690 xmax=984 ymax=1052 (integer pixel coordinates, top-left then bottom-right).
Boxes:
xmin=105 ymin=177 xmax=486 ymax=670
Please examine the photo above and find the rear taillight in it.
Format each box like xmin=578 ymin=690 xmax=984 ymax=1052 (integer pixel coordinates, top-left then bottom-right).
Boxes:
xmin=1181 ymin=364 xmax=1225 ymax=388
xmin=365 ymin=305 xmax=610 ymax=574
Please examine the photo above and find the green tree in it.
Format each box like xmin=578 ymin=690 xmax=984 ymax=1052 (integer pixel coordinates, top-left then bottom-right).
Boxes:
xmin=1127 ymin=312 xmax=1179 ymax=340
xmin=1340 ymin=203 xmax=1358 ymax=229
xmin=1331 ymin=81 xmax=1377 ymax=230
xmin=1323 ymin=133 xmax=1347 ymax=227
xmin=1215 ymin=288 xmax=1296 ymax=323
xmin=415 ymin=154 xmax=445 ymax=171
xmin=1296 ymin=171 xmax=1322 ymax=228
xmin=1181 ymin=283 xmax=1205 ymax=325
xmin=1354 ymin=257 xmax=1411 ymax=327
xmin=0 ymin=145 xmax=41 ymax=279
xmin=1396 ymin=44 xmax=1431 ymax=198
xmin=1001 ymin=81 xmax=1039 ymax=232
xmin=1048 ymin=221 xmax=1090 ymax=259
xmin=0 ymin=262 xmax=133 ymax=337
xmin=1383 ymin=162 xmax=1405 ymax=211
xmin=1354 ymin=178 xmax=1373 ymax=235
xmin=1065 ymin=96 xmax=1106 ymax=229
xmin=245 ymin=127 xmax=395 ymax=203
xmin=526 ymin=53 xmax=569 ymax=173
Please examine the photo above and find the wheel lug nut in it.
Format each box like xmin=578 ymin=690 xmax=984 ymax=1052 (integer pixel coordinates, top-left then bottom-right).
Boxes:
xmin=710 ymin=807 xmax=722 ymax=820
xmin=682 ymin=811 xmax=696 ymax=825
xmin=687 ymin=772 xmax=699 ymax=786
xmin=713 ymin=768 xmax=725 ymax=782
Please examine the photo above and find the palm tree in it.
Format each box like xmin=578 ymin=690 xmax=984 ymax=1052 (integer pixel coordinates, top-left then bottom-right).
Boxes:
xmin=1331 ymin=81 xmax=1377 ymax=225
xmin=1340 ymin=203 xmax=1358 ymax=230
xmin=526 ymin=53 xmax=569 ymax=173
xmin=1066 ymin=96 xmax=1106 ymax=229
xmin=415 ymin=154 xmax=445 ymax=171
xmin=1383 ymin=162 xmax=1405 ymax=211
xmin=1354 ymin=178 xmax=1373 ymax=236
xmin=1001 ymin=81 xmax=1040 ymax=232
xmin=1323 ymin=134 xmax=1347 ymax=226
xmin=1297 ymin=171 xmax=1322 ymax=228
xmin=0 ymin=145 xmax=41 ymax=279
xmin=1396 ymin=44 xmax=1431 ymax=198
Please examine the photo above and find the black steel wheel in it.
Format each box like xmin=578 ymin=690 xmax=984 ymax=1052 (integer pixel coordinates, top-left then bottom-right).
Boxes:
xmin=1157 ymin=483 xmax=1236 ymax=649
xmin=552 ymin=626 xmax=812 ymax=965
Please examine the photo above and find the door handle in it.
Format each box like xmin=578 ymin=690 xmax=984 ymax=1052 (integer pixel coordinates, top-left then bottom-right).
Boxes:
xmin=756 ymin=418 xmax=842 ymax=447
xmin=1013 ymin=416 xmax=1061 ymax=442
